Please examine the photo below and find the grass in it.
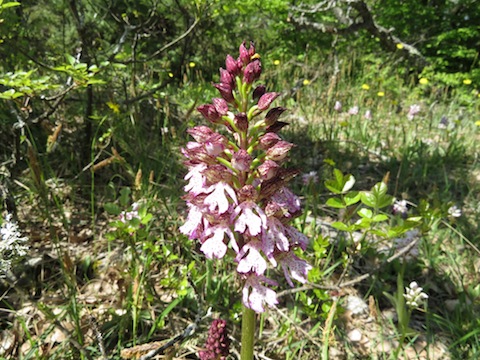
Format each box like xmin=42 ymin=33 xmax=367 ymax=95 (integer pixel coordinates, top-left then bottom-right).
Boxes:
xmin=1 ymin=52 xmax=479 ymax=360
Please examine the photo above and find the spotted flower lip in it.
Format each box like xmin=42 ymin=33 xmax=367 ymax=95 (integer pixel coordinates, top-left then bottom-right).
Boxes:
xmin=180 ymin=42 xmax=311 ymax=313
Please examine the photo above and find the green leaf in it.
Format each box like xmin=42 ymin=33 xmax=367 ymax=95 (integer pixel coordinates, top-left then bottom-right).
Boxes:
xmin=104 ymin=202 xmax=121 ymax=215
xmin=357 ymin=208 xmax=373 ymax=218
xmin=119 ymin=187 xmax=131 ymax=206
xmin=372 ymin=214 xmax=389 ymax=222
xmin=361 ymin=191 xmax=376 ymax=208
xmin=331 ymin=221 xmax=352 ymax=232
xmin=326 ymin=197 xmax=345 ymax=208
xmin=344 ymin=191 xmax=361 ymax=206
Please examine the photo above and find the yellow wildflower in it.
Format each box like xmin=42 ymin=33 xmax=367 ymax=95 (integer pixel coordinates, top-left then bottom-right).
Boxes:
xmin=463 ymin=79 xmax=472 ymax=85
xmin=168 ymin=72 xmax=174 ymax=78
xmin=475 ymin=120 xmax=480 ymax=126
xmin=419 ymin=78 xmax=429 ymax=85
xmin=303 ymin=79 xmax=310 ymax=86
xmin=396 ymin=43 xmax=404 ymax=49
xmin=361 ymin=84 xmax=370 ymax=90
xmin=189 ymin=62 xmax=196 ymax=68
xmin=377 ymin=91 xmax=385 ymax=97
xmin=106 ymin=101 xmax=120 ymax=114
xmin=273 ymin=59 xmax=280 ymax=66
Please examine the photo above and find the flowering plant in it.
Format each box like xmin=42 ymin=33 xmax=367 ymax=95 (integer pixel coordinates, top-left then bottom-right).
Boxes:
xmin=180 ymin=42 xmax=311 ymax=316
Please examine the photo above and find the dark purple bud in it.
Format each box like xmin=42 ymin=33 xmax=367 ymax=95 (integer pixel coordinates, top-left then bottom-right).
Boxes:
xmin=243 ymin=59 xmax=261 ymax=84
xmin=258 ymin=132 xmax=281 ymax=150
xmin=265 ymin=107 xmax=287 ymax=126
xmin=266 ymin=121 xmax=289 ymax=133
xmin=253 ymin=85 xmax=266 ymax=101
xmin=258 ymin=92 xmax=279 ymax=111
xmin=232 ymin=149 xmax=252 ymax=172
xmin=265 ymin=140 xmax=294 ymax=161
xmin=213 ymin=83 xmax=235 ymax=103
xmin=239 ymin=41 xmax=250 ymax=65
xmin=187 ymin=125 xmax=214 ymax=143
xmin=226 ymin=54 xmax=241 ymax=76
xmin=257 ymin=160 xmax=279 ymax=180
xmin=219 ymin=68 xmax=234 ymax=87
xmin=199 ymin=319 xmax=230 ymax=360
xmin=197 ymin=104 xmax=221 ymax=123
xmin=212 ymin=98 xmax=229 ymax=116
xmin=234 ymin=112 xmax=248 ymax=132
xmin=247 ymin=41 xmax=256 ymax=58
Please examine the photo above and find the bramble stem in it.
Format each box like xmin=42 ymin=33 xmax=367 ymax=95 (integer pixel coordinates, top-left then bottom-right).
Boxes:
xmin=240 ymin=304 xmax=256 ymax=360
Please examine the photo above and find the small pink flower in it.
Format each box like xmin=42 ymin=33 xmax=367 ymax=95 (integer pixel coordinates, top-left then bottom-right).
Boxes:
xmin=258 ymin=132 xmax=281 ymax=150
xmin=263 ymin=216 xmax=290 ymax=257
xmin=279 ymin=251 xmax=312 ymax=287
xmin=243 ymin=59 xmax=262 ymax=84
xmin=348 ymin=106 xmax=359 ymax=115
xmin=184 ymin=163 xmax=208 ymax=196
xmin=334 ymin=101 xmax=342 ymax=112
xmin=271 ymin=187 xmax=301 ymax=217
xmin=205 ymin=182 xmax=238 ymax=214
xmin=242 ymin=274 xmax=278 ymax=313
xmin=232 ymin=201 xmax=266 ymax=236
xmin=197 ymin=104 xmax=221 ymax=123
xmin=201 ymin=223 xmax=237 ymax=259
xmin=179 ymin=204 xmax=204 ymax=239
xmin=236 ymin=239 xmax=267 ymax=275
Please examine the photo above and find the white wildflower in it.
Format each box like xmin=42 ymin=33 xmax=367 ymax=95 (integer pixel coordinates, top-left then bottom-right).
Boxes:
xmin=448 ymin=205 xmax=462 ymax=218
xmin=404 ymin=281 xmax=428 ymax=309
xmin=1 ymin=214 xmax=29 ymax=277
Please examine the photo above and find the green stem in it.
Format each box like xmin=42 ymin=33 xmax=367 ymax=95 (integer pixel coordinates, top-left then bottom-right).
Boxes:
xmin=241 ymin=304 xmax=256 ymax=360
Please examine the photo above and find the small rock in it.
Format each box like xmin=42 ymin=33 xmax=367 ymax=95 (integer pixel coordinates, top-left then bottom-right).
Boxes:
xmin=348 ymin=329 xmax=362 ymax=342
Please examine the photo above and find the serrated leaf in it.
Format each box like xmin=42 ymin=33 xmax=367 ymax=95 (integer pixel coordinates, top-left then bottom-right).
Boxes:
xmin=326 ymin=197 xmax=346 ymax=208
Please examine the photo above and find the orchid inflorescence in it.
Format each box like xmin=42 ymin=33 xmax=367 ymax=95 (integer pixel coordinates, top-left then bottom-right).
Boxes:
xmin=180 ymin=41 xmax=311 ymax=313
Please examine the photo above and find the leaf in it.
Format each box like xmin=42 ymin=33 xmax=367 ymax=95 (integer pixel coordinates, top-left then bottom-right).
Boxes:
xmin=372 ymin=214 xmax=388 ymax=222
xmin=331 ymin=221 xmax=352 ymax=232
xmin=344 ymin=191 xmax=361 ymax=206
xmin=104 ymin=202 xmax=121 ymax=215
xmin=357 ymin=208 xmax=373 ymax=218
xmin=360 ymin=191 xmax=376 ymax=208
xmin=342 ymin=174 xmax=356 ymax=192
xmin=326 ymin=197 xmax=345 ymax=208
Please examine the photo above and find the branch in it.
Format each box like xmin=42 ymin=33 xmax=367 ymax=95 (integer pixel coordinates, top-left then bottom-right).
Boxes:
xmin=289 ymin=0 xmax=428 ymax=69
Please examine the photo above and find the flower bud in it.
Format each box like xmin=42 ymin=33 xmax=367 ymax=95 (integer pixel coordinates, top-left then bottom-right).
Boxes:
xmin=257 ymin=160 xmax=279 ymax=180
xmin=239 ymin=41 xmax=250 ymax=65
xmin=265 ymin=107 xmax=287 ymax=126
xmin=214 ymin=83 xmax=235 ymax=103
xmin=234 ymin=112 xmax=248 ymax=132
xmin=199 ymin=319 xmax=230 ymax=360
xmin=232 ymin=149 xmax=252 ymax=172
xmin=219 ymin=68 xmax=234 ymax=88
xmin=243 ymin=59 xmax=262 ymax=84
xmin=212 ymin=98 xmax=229 ymax=116
xmin=197 ymin=104 xmax=220 ymax=123
xmin=253 ymin=85 xmax=266 ymax=101
xmin=265 ymin=140 xmax=294 ymax=161
xmin=187 ymin=126 xmax=214 ymax=143
xmin=258 ymin=92 xmax=279 ymax=111
xmin=258 ymin=132 xmax=281 ymax=150
xmin=237 ymin=184 xmax=257 ymax=202
xmin=225 ymin=54 xmax=241 ymax=76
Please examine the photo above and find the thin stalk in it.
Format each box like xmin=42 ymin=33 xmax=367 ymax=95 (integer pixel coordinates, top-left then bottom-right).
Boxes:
xmin=240 ymin=305 xmax=256 ymax=360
